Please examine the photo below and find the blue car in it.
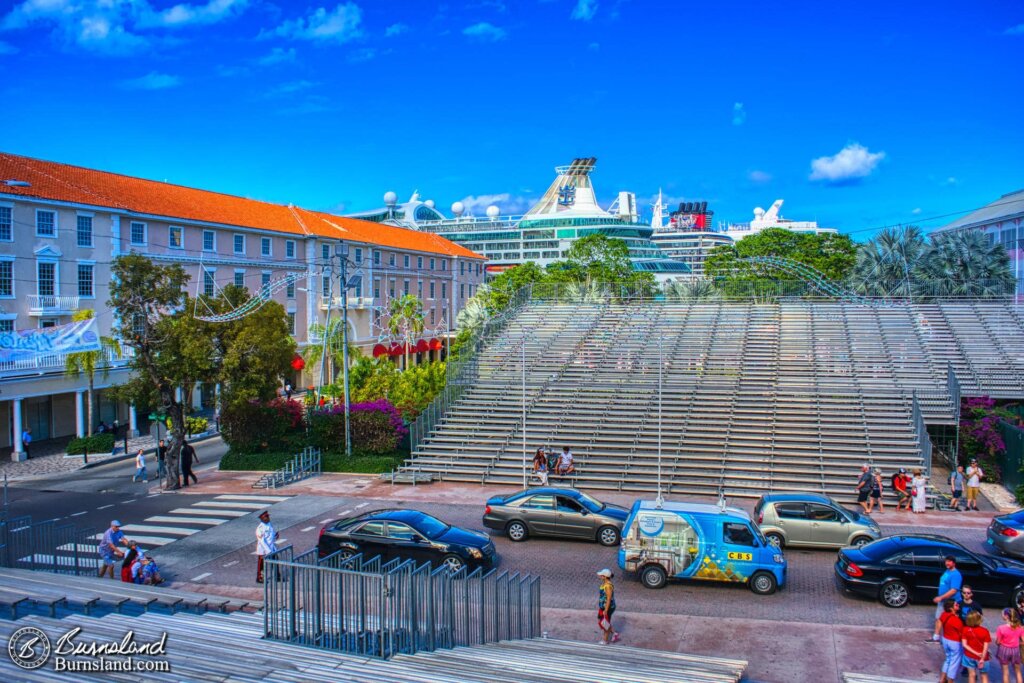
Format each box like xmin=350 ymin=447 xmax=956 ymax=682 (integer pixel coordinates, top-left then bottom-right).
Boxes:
xmin=483 ymin=488 xmax=630 ymax=546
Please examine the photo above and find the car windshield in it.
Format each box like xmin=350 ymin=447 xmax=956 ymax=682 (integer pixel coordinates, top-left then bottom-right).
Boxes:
xmin=406 ymin=512 xmax=450 ymax=539
xmin=576 ymin=492 xmax=605 ymax=513
xmin=751 ymin=523 xmax=768 ymax=546
xmin=841 ymin=506 xmax=862 ymax=522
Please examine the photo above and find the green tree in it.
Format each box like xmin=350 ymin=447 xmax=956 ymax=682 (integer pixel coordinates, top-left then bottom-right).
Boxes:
xmin=64 ymin=309 xmax=121 ymax=436
xmin=387 ymin=294 xmax=425 ymax=369
xmin=302 ymin=319 xmax=362 ymax=385
xmin=914 ymin=229 xmax=1015 ymax=297
xmin=848 ymin=226 xmax=926 ymax=297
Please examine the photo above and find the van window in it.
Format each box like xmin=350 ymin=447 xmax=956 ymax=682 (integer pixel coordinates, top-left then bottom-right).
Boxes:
xmin=724 ymin=522 xmax=756 ymax=547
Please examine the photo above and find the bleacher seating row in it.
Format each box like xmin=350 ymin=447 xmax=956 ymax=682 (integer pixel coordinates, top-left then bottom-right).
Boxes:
xmin=406 ymin=299 xmax=1024 ymax=502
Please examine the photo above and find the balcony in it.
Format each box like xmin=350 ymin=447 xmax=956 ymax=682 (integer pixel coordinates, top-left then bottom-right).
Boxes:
xmin=27 ymin=295 xmax=80 ymax=317
xmin=0 ymin=345 xmax=134 ymax=378
xmin=319 ymin=296 xmax=375 ymax=311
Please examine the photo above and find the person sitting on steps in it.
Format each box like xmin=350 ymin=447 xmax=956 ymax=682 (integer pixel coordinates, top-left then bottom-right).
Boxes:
xmin=556 ymin=446 xmax=575 ymax=476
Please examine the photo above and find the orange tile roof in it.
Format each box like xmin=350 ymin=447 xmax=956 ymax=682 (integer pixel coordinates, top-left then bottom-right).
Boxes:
xmin=0 ymin=152 xmax=485 ymax=260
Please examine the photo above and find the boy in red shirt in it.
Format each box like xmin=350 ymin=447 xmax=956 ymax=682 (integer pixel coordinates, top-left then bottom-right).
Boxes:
xmin=962 ymin=610 xmax=991 ymax=683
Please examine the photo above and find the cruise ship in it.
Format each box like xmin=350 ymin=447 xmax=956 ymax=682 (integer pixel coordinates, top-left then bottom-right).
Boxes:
xmin=722 ymin=199 xmax=837 ymax=239
xmin=649 ymin=192 xmax=733 ymax=279
xmin=349 ymin=158 xmax=692 ymax=279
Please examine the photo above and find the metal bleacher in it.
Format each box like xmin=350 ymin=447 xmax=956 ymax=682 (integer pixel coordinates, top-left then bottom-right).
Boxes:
xmin=405 ymin=297 xmax=1024 ymax=503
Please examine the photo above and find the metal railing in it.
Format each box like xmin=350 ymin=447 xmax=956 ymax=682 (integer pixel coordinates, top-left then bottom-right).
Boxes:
xmin=263 ymin=546 xmax=541 ymax=659
xmin=0 ymin=515 xmax=99 ymax=576
xmin=253 ymin=446 xmax=322 ymax=489
xmin=911 ymin=392 xmax=933 ymax=475
xmin=0 ymin=345 xmax=135 ymax=377
xmin=27 ymin=295 xmax=81 ymax=312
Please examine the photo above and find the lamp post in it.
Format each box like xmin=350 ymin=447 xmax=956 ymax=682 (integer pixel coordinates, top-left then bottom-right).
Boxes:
xmin=336 ymin=245 xmax=361 ymax=458
xmin=656 ymin=334 xmax=664 ymax=508
xmin=522 ymin=338 xmax=527 ymax=489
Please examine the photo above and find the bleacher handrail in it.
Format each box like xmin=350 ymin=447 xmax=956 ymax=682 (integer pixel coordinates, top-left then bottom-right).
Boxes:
xmin=253 ymin=446 xmax=321 ymax=489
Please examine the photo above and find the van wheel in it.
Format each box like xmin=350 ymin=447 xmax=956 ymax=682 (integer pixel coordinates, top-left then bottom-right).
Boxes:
xmin=597 ymin=526 xmax=620 ymax=547
xmin=640 ymin=565 xmax=667 ymax=589
xmin=765 ymin=533 xmax=784 ymax=549
xmin=506 ymin=521 xmax=528 ymax=542
xmin=750 ymin=571 xmax=777 ymax=595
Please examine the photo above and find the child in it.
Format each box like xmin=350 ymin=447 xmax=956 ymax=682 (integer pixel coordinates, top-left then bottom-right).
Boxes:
xmin=995 ymin=608 xmax=1024 ymax=683
xmin=963 ymin=610 xmax=992 ymax=683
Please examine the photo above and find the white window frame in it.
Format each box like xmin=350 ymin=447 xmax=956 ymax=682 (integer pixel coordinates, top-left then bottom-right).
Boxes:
xmin=429 ymin=258 xmax=435 ymax=271
xmin=373 ymin=250 xmax=380 ymax=266
xmin=35 ymin=209 xmax=57 ymax=238
xmin=76 ymin=212 xmax=94 ymax=248
xmin=203 ymin=230 xmax=216 ymax=252
xmin=261 ymin=237 xmax=272 ymax=257
xmin=354 ymin=247 xmax=363 ymax=263
xmin=322 ymin=244 xmax=330 ymax=261
xmin=0 ymin=317 xmax=14 ymax=333
xmin=286 ymin=281 xmax=296 ymax=298
xmin=287 ymin=312 xmax=297 ymax=336
xmin=0 ymin=256 xmax=14 ymax=299
xmin=261 ymin=270 xmax=272 ymax=288
xmin=233 ymin=269 xmax=246 ymax=288
xmin=36 ymin=259 xmax=59 ymax=297
xmin=76 ymin=261 xmax=96 ymax=299
xmin=404 ymin=255 xmax=410 ymax=268
xmin=429 ymin=281 xmax=435 ymax=300
xmin=168 ymin=226 xmax=184 ymax=250
xmin=233 ymin=234 xmax=246 ymax=255
xmin=0 ymin=202 xmax=11 ymax=242
xmin=204 ymin=269 xmax=218 ymax=297
xmin=285 ymin=240 xmax=296 ymax=259
xmin=130 ymin=221 xmax=147 ymax=246
xmin=417 ymin=256 xmax=423 ymax=269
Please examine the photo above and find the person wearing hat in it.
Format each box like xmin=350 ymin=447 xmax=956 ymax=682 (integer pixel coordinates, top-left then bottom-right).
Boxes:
xmin=596 ymin=568 xmax=620 ymax=645
xmin=891 ymin=468 xmax=911 ymax=512
xmin=965 ymin=459 xmax=984 ymax=512
xmin=255 ymin=511 xmax=278 ymax=584
xmin=97 ymin=520 xmax=129 ymax=579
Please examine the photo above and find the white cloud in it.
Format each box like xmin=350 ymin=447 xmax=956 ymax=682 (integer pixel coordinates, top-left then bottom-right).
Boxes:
xmin=943 ymin=176 xmax=958 ymax=186
xmin=348 ymin=46 xmax=385 ymax=62
xmin=139 ymin=0 xmax=249 ymax=28
xmin=265 ymin=3 xmax=362 ymax=43
xmin=458 ymin=193 xmax=534 ymax=215
xmin=808 ymin=142 xmax=885 ymax=184
xmin=121 ymin=71 xmax=181 ymax=90
xmin=265 ymin=79 xmax=318 ymax=97
xmin=588 ymin=41 xmax=599 ymax=50
xmin=571 ymin=0 xmax=597 ymax=21
xmin=912 ymin=207 xmax=922 ymax=215
xmin=1005 ymin=23 xmax=1024 ymax=35
xmin=0 ymin=39 xmax=18 ymax=54
xmin=257 ymin=46 xmax=296 ymax=65
xmin=748 ymin=170 xmax=772 ymax=184
xmin=732 ymin=102 xmax=746 ymax=126
xmin=384 ymin=22 xmax=407 ymax=37
xmin=462 ymin=21 xmax=506 ymax=41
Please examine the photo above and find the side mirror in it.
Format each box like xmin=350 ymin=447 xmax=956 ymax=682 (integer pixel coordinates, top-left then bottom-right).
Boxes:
xmin=580 ymin=509 xmax=589 ymax=516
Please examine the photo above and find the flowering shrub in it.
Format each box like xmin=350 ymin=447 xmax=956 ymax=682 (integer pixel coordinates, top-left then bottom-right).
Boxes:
xmin=309 ymin=399 xmax=409 ymax=454
xmin=959 ymin=396 xmax=1008 ymax=483
xmin=221 ymin=398 xmax=305 ymax=453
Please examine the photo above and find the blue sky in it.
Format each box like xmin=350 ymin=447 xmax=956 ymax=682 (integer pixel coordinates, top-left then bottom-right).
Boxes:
xmin=0 ymin=0 xmax=1022 ymax=238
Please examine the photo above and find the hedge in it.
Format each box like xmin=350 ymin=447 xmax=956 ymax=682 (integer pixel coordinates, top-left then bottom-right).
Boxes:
xmin=66 ymin=433 xmax=116 ymax=455
xmin=219 ymin=449 xmax=405 ymax=474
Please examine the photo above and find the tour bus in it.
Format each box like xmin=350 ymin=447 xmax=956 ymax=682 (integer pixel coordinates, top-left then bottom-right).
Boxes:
xmin=618 ymin=499 xmax=787 ymax=595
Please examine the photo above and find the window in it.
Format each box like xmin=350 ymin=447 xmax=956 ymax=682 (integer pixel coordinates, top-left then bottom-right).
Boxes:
xmin=441 ymin=283 xmax=447 ymax=299
xmin=723 ymin=522 xmax=756 ymax=547
xmin=429 ymin=258 xmax=435 ymax=271
xmin=0 ymin=206 xmax=11 ymax=241
xmin=261 ymin=237 xmax=272 ymax=257
xmin=355 ymin=521 xmax=386 ymax=537
xmin=37 ymin=262 xmax=56 ymax=296
xmin=521 ymin=495 xmax=555 ymax=510
xmin=417 ymin=256 xmax=423 ymax=269
xmin=76 ymin=215 xmax=93 ymax=247
xmin=36 ymin=210 xmax=56 ymax=237
xmin=322 ymin=275 xmax=331 ymax=297
xmin=403 ymin=280 xmax=410 ymax=295
xmin=354 ymin=247 xmax=362 ymax=263
xmin=354 ymin=282 xmax=362 ymax=298
xmin=429 ymin=282 xmax=435 ymax=299
xmin=261 ymin=272 xmax=271 ymax=287
xmin=389 ymin=285 xmax=395 ymax=298
xmin=204 ymin=271 xmax=216 ymax=297
xmin=477 ymin=263 xmax=482 ymax=275
xmin=951 ymin=551 xmax=983 ymax=573
xmin=404 ymin=255 xmax=410 ymax=268
xmin=234 ymin=270 xmax=245 ymax=288
xmin=77 ymin=264 xmax=94 ymax=297
xmin=130 ymin=221 xmax=146 ymax=245
xmin=169 ymin=226 xmax=183 ymax=249
xmin=0 ymin=320 xmax=12 ymax=333
xmin=460 ymin=283 xmax=465 ymax=299
xmin=322 ymin=244 xmax=330 ymax=261
xmin=286 ymin=282 xmax=295 ymax=298
xmin=389 ymin=253 xmax=395 ymax=266
xmin=807 ymin=504 xmax=841 ymax=523
xmin=1003 ymin=228 xmax=1019 ymax=248
xmin=774 ymin=503 xmax=807 ymax=520
xmin=374 ymin=280 xmax=380 ymax=299
xmin=285 ymin=240 xmax=296 ymax=259
xmin=287 ymin=312 xmax=296 ymax=335
xmin=460 ymin=261 xmax=465 ymax=275
xmin=203 ymin=230 xmax=216 ymax=251
xmin=556 ymin=496 xmax=583 ymax=513
xmin=386 ymin=522 xmax=417 ymax=541
xmin=373 ymin=250 xmax=381 ymax=266
xmin=441 ymin=259 xmax=447 ymax=271
xmin=0 ymin=261 xmax=12 ymax=297
xmin=234 ymin=234 xmax=245 ymax=254
xmin=417 ymin=281 xmax=423 ymax=298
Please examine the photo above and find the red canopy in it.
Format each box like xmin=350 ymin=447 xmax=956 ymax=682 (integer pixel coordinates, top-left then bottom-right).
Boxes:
xmin=388 ymin=342 xmax=404 ymax=356
xmin=290 ymin=355 xmax=306 ymax=371
xmin=372 ymin=343 xmax=389 ymax=358
xmin=428 ymin=338 xmax=443 ymax=351
xmin=415 ymin=339 xmax=429 ymax=353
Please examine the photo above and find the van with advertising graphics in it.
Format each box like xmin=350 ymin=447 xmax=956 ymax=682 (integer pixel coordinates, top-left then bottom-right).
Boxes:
xmin=618 ymin=500 xmax=787 ymax=595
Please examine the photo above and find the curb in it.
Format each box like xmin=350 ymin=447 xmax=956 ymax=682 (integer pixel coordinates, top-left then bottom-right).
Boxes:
xmin=79 ymin=432 xmax=223 ymax=469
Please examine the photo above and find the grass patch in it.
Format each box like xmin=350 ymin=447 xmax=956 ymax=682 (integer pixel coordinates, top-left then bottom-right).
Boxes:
xmin=219 ymin=449 xmax=406 ymax=474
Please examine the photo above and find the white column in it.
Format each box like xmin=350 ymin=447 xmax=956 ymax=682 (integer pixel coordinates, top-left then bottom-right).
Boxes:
xmin=128 ymin=404 xmax=138 ymax=438
xmin=11 ymin=399 xmax=25 ymax=462
xmin=174 ymin=387 xmax=183 ymax=403
xmin=192 ymin=382 xmax=203 ymax=410
xmin=75 ymin=390 xmax=85 ymax=438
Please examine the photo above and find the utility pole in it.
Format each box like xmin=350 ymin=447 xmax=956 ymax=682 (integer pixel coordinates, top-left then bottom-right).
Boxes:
xmin=337 ymin=245 xmax=353 ymax=457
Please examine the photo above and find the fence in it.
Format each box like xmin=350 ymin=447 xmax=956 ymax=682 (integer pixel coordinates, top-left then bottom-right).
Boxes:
xmin=263 ymin=546 xmax=541 ymax=659
xmin=911 ymin=393 xmax=933 ymax=475
xmin=0 ymin=515 xmax=99 ymax=576
xmin=998 ymin=421 xmax=1024 ymax=493
xmin=253 ymin=446 xmax=322 ymax=489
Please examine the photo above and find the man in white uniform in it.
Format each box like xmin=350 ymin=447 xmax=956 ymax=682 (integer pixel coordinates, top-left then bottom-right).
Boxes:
xmin=255 ymin=510 xmax=278 ymax=584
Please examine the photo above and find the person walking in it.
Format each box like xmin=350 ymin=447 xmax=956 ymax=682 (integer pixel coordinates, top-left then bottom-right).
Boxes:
xmin=966 ymin=459 xmax=984 ymax=512
xmin=961 ymin=586 xmax=984 ymax=623
xmin=939 ymin=599 xmax=965 ymax=683
xmin=963 ymin=611 xmax=992 ymax=683
xmin=995 ymin=607 xmax=1024 ymax=683
xmin=255 ymin=511 xmax=278 ymax=584
xmin=868 ymin=469 xmax=885 ymax=514
xmin=155 ymin=439 xmax=167 ymax=480
xmin=285 ymin=383 xmax=293 ymax=400
xmin=855 ymin=464 xmax=872 ymax=514
xmin=892 ymin=468 xmax=911 ymax=512
xmin=596 ymin=568 xmax=620 ymax=645
xmin=21 ymin=427 xmax=31 ymax=459
xmin=912 ymin=469 xmax=929 ymax=514
xmin=131 ymin=449 xmax=147 ymax=482
xmin=950 ymin=466 xmax=966 ymax=512
xmin=181 ymin=441 xmax=199 ymax=486
xmin=97 ymin=520 xmax=128 ymax=579
xmin=934 ymin=556 xmax=964 ymax=642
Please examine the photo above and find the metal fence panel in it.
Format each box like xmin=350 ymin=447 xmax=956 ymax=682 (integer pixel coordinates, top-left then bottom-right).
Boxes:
xmin=998 ymin=421 xmax=1024 ymax=492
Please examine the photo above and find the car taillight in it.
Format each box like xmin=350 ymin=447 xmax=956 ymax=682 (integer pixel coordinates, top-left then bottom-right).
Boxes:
xmin=845 ymin=562 xmax=864 ymax=578
xmin=319 ymin=527 xmax=326 ymax=538
xmin=758 ymin=511 xmax=763 ymax=524
xmin=485 ymin=505 xmax=492 ymax=515
xmin=1002 ymin=527 xmax=1020 ymax=537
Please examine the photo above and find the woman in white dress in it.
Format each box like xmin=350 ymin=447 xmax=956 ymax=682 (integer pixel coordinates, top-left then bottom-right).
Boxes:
xmin=911 ymin=468 xmax=928 ymax=513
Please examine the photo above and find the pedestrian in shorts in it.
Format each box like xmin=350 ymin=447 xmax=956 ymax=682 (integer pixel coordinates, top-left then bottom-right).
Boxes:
xmin=97 ymin=520 xmax=128 ymax=579
xmin=596 ymin=568 xmax=620 ymax=645
xmin=966 ymin=459 xmax=984 ymax=512
xmin=855 ymin=464 xmax=872 ymax=513
xmin=950 ymin=466 xmax=966 ymax=512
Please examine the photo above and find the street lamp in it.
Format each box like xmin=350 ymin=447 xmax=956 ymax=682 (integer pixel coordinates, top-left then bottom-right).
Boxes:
xmin=335 ymin=244 xmax=361 ymax=458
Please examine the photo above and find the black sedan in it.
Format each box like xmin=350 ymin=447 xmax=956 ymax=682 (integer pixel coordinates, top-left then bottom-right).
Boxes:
xmin=483 ymin=487 xmax=629 ymax=546
xmin=835 ymin=534 xmax=1024 ymax=608
xmin=318 ymin=509 xmax=496 ymax=573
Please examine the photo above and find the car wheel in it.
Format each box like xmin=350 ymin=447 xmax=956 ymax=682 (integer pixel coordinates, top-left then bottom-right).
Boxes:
xmin=750 ymin=571 xmax=778 ymax=595
xmin=851 ymin=536 xmax=871 ymax=549
xmin=880 ymin=580 xmax=910 ymax=608
xmin=441 ymin=554 xmax=465 ymax=574
xmin=506 ymin=521 xmax=528 ymax=542
xmin=1013 ymin=587 xmax=1024 ymax=606
xmin=597 ymin=526 xmax=620 ymax=547
xmin=640 ymin=564 xmax=667 ymax=589
xmin=765 ymin=533 xmax=784 ymax=549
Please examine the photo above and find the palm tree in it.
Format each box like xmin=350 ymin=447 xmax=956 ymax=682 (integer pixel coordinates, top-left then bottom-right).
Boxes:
xmin=64 ymin=309 xmax=120 ymax=437
xmin=303 ymin=320 xmax=363 ymax=384
xmin=848 ymin=226 xmax=926 ymax=298
xmin=913 ymin=229 xmax=1015 ymax=297
xmin=665 ymin=279 xmax=719 ymax=301
xmin=387 ymin=295 xmax=425 ymax=369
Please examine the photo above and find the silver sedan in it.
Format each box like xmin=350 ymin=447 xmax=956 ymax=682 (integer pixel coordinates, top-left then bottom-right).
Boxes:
xmin=482 ymin=487 xmax=629 ymax=546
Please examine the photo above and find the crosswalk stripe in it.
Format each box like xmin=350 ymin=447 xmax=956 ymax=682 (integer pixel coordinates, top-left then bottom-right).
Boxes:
xmin=197 ymin=501 xmax=266 ymax=510
xmin=170 ymin=508 xmax=248 ymax=517
xmin=214 ymin=494 xmax=290 ymax=502
xmin=120 ymin=525 xmax=199 ymax=536
xmin=90 ymin=533 xmax=172 ymax=546
xmin=145 ymin=516 xmax=227 ymax=526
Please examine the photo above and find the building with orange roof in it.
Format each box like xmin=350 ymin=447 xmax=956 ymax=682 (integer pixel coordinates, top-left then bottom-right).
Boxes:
xmin=0 ymin=152 xmax=485 ymax=458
